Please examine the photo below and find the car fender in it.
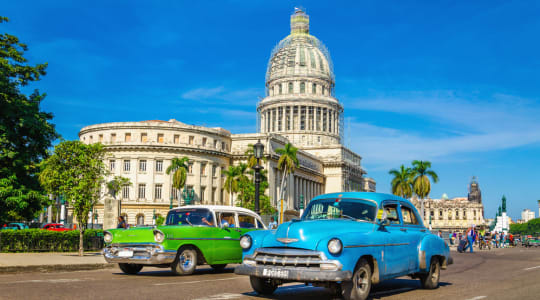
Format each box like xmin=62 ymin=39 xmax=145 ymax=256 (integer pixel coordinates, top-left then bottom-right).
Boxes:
xmin=418 ymin=234 xmax=450 ymax=272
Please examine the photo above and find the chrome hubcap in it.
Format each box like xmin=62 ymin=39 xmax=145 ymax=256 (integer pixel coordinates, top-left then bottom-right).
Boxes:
xmin=355 ymin=268 xmax=369 ymax=293
xmin=431 ymin=263 xmax=439 ymax=282
xmin=179 ymin=252 xmax=194 ymax=270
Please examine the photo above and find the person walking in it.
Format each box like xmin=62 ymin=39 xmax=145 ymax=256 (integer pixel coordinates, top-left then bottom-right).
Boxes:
xmin=268 ymin=217 xmax=278 ymax=229
xmin=466 ymin=226 xmax=474 ymax=253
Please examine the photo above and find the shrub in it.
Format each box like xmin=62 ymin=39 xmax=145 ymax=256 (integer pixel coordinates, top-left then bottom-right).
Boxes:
xmin=0 ymin=229 xmax=104 ymax=252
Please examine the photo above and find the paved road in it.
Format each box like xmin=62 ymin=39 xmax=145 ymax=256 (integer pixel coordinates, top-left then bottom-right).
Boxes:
xmin=1 ymin=247 xmax=540 ymax=300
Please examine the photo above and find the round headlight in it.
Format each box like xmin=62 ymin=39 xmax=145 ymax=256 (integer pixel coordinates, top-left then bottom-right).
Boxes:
xmin=328 ymin=238 xmax=342 ymax=255
xmin=104 ymin=231 xmax=113 ymax=243
xmin=240 ymin=235 xmax=252 ymax=249
xmin=154 ymin=230 xmax=165 ymax=243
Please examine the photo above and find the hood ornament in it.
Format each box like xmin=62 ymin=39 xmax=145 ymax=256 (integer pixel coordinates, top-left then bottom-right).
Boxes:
xmin=277 ymin=238 xmax=299 ymax=244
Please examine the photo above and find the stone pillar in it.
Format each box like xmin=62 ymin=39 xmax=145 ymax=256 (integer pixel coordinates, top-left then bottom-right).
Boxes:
xmin=205 ymin=162 xmax=212 ymax=205
xmin=288 ymin=174 xmax=295 ymax=210
xmin=103 ymin=197 xmax=119 ymax=230
xmin=217 ymin=165 xmax=222 ymax=205
xmin=283 ymin=106 xmax=288 ymax=132
xmin=296 ymin=105 xmax=301 ymax=131
xmin=268 ymin=164 xmax=276 ymax=206
xmin=193 ymin=161 xmax=202 ymax=203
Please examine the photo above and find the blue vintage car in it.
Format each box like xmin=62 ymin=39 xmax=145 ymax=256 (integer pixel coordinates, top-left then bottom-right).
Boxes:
xmin=234 ymin=192 xmax=453 ymax=300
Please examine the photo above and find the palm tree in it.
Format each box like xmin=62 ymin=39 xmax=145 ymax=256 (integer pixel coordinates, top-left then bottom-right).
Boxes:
xmin=388 ymin=165 xmax=413 ymax=198
xmin=276 ymin=143 xmax=299 ymax=209
xmin=166 ymin=157 xmax=189 ymax=205
xmin=107 ymin=176 xmax=131 ymax=217
xmin=411 ymin=160 xmax=439 ymax=222
xmin=223 ymin=165 xmax=240 ymax=206
xmin=236 ymin=163 xmax=250 ymax=206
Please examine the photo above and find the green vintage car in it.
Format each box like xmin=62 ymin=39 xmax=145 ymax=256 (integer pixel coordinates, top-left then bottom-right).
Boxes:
xmin=103 ymin=205 xmax=266 ymax=275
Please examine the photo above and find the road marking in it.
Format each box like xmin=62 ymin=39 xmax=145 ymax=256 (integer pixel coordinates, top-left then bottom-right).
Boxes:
xmin=370 ymin=287 xmax=413 ymax=296
xmin=465 ymin=296 xmax=487 ymax=300
xmin=192 ymin=293 xmax=243 ymax=300
xmin=523 ymin=265 xmax=540 ymax=271
xmin=0 ymin=278 xmax=85 ymax=285
xmin=153 ymin=277 xmax=241 ymax=286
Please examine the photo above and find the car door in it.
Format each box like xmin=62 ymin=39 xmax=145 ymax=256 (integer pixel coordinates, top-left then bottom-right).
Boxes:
xmin=400 ymin=203 xmax=426 ymax=272
xmin=381 ymin=201 xmax=409 ymax=276
xmin=213 ymin=211 xmax=242 ymax=261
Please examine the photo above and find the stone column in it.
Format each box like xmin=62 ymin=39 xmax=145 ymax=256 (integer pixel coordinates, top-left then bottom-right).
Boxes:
xmin=283 ymin=106 xmax=288 ymax=131
xmin=205 ymin=162 xmax=212 ymax=205
xmin=193 ymin=161 xmax=202 ymax=203
xmin=268 ymin=164 xmax=276 ymax=206
xmin=288 ymin=174 xmax=295 ymax=211
xmin=217 ymin=165 xmax=222 ymax=205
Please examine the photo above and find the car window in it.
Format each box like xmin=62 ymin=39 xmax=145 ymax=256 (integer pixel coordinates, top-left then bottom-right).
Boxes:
xmin=218 ymin=212 xmax=237 ymax=228
xmin=166 ymin=208 xmax=214 ymax=226
xmin=303 ymin=199 xmax=377 ymax=222
xmin=238 ymin=214 xmax=256 ymax=228
xmin=401 ymin=206 xmax=419 ymax=225
xmin=383 ymin=203 xmax=401 ymax=224
xmin=256 ymin=219 xmax=265 ymax=229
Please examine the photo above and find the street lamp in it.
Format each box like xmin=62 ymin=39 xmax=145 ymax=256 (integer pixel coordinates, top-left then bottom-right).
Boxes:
xmin=253 ymin=139 xmax=265 ymax=215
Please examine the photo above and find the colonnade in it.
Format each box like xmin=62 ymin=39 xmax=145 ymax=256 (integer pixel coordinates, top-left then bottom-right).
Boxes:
xmin=260 ymin=105 xmax=340 ymax=135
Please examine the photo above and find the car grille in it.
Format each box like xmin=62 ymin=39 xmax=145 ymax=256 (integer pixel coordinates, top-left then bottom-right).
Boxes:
xmin=252 ymin=248 xmax=326 ymax=269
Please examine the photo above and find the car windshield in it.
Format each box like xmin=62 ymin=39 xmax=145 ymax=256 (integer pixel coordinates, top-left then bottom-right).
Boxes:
xmin=166 ymin=208 xmax=214 ymax=226
xmin=302 ymin=199 xmax=377 ymax=222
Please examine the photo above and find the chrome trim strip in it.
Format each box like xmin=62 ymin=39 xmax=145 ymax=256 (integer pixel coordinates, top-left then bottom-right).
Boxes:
xmin=344 ymin=242 xmax=409 ymax=248
xmin=167 ymin=237 xmax=240 ymax=241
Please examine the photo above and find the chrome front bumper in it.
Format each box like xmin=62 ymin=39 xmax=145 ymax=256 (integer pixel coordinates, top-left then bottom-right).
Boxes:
xmin=234 ymin=247 xmax=352 ymax=282
xmin=102 ymin=243 xmax=177 ymax=265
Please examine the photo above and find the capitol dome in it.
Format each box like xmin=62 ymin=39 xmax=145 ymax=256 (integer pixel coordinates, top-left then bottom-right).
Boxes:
xmin=265 ymin=9 xmax=334 ymax=84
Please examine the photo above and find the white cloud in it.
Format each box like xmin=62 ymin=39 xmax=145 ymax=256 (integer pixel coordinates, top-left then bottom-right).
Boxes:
xmin=344 ymin=91 xmax=540 ymax=169
xmin=180 ymin=86 xmax=264 ymax=105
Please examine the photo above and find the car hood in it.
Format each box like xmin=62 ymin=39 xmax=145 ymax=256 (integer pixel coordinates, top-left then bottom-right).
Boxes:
xmin=261 ymin=219 xmax=375 ymax=250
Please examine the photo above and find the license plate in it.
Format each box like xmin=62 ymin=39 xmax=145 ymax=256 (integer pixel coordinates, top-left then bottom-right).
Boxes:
xmin=118 ymin=250 xmax=133 ymax=257
xmin=262 ymin=268 xmax=289 ymax=279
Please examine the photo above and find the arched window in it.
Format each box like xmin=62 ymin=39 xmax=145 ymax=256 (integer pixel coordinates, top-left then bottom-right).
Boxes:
xmin=300 ymin=82 xmax=305 ymax=93
xmin=279 ymin=84 xmax=282 ymax=95
xmin=288 ymin=82 xmax=293 ymax=94
xmin=136 ymin=214 xmax=144 ymax=226
xmin=312 ymin=83 xmax=316 ymax=94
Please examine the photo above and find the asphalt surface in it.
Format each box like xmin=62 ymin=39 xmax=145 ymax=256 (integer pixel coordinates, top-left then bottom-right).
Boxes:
xmin=1 ymin=247 xmax=540 ymax=300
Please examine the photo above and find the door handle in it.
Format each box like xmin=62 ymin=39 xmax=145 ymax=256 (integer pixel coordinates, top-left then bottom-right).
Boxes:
xmin=400 ymin=228 xmax=407 ymax=232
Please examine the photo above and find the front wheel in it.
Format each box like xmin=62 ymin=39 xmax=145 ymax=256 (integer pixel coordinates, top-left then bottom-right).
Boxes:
xmin=419 ymin=257 xmax=440 ymax=289
xmin=118 ymin=263 xmax=143 ymax=275
xmin=342 ymin=258 xmax=372 ymax=300
xmin=249 ymin=276 xmax=277 ymax=295
xmin=171 ymin=247 xmax=197 ymax=275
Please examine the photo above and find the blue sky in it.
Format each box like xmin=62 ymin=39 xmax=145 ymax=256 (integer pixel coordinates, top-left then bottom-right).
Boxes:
xmin=4 ymin=1 xmax=540 ymax=220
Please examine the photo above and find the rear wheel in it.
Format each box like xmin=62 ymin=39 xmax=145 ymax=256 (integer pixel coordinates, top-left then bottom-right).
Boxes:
xmin=171 ymin=248 xmax=197 ymax=275
xmin=249 ymin=276 xmax=277 ymax=295
xmin=210 ymin=264 xmax=227 ymax=272
xmin=118 ymin=263 xmax=143 ymax=275
xmin=419 ymin=257 xmax=440 ymax=289
xmin=342 ymin=258 xmax=372 ymax=300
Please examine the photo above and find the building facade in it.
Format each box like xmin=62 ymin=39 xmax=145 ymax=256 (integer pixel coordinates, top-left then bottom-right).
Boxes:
xmin=75 ymin=8 xmax=375 ymax=228
xmin=521 ymin=209 xmax=535 ymax=223
xmin=411 ymin=178 xmax=486 ymax=231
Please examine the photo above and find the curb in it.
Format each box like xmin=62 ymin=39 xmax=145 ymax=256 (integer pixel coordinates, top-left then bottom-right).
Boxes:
xmin=0 ymin=263 xmax=116 ymax=274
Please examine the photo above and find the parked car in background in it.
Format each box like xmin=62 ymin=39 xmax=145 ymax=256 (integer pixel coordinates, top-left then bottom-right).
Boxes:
xmin=103 ymin=205 xmax=266 ymax=275
xmin=235 ymin=192 xmax=453 ymax=300
xmin=42 ymin=223 xmax=72 ymax=231
xmin=1 ymin=223 xmax=29 ymax=230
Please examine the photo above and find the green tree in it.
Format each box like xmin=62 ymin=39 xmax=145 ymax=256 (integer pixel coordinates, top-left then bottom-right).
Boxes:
xmin=106 ymin=176 xmax=131 ymax=216
xmin=0 ymin=16 xmax=59 ymax=223
xmin=39 ymin=141 xmax=108 ymax=256
xmin=223 ymin=166 xmax=240 ymax=206
xmin=166 ymin=157 xmax=189 ymax=205
xmin=276 ymin=143 xmax=299 ymax=210
xmin=411 ymin=160 xmax=439 ymax=221
xmin=236 ymin=163 xmax=250 ymax=206
xmin=388 ymin=165 xmax=414 ymax=198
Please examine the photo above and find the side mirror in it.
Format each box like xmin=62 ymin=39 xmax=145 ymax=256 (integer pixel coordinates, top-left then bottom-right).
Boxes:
xmin=378 ymin=210 xmax=390 ymax=226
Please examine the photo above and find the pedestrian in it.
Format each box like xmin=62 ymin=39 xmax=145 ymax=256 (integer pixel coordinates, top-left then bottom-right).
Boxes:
xmin=268 ymin=217 xmax=278 ymax=229
xmin=466 ymin=226 xmax=474 ymax=253
xmin=437 ymin=230 xmax=442 ymax=238
xmin=117 ymin=216 xmax=127 ymax=229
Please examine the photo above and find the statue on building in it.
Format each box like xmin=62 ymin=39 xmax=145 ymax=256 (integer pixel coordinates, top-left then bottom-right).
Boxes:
xmin=467 ymin=176 xmax=482 ymax=203
xmin=502 ymin=195 xmax=506 ymax=213
xmin=498 ymin=206 xmax=502 ymax=216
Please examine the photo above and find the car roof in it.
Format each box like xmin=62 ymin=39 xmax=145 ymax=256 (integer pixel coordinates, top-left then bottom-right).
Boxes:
xmin=170 ymin=205 xmax=260 ymax=216
xmin=312 ymin=192 xmax=414 ymax=207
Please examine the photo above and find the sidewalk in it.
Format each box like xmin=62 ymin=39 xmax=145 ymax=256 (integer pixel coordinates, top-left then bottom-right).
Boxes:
xmin=0 ymin=251 xmax=114 ymax=273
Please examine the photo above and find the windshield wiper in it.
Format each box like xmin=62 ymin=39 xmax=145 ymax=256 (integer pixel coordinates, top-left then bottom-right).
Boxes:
xmin=340 ymin=214 xmax=356 ymax=220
